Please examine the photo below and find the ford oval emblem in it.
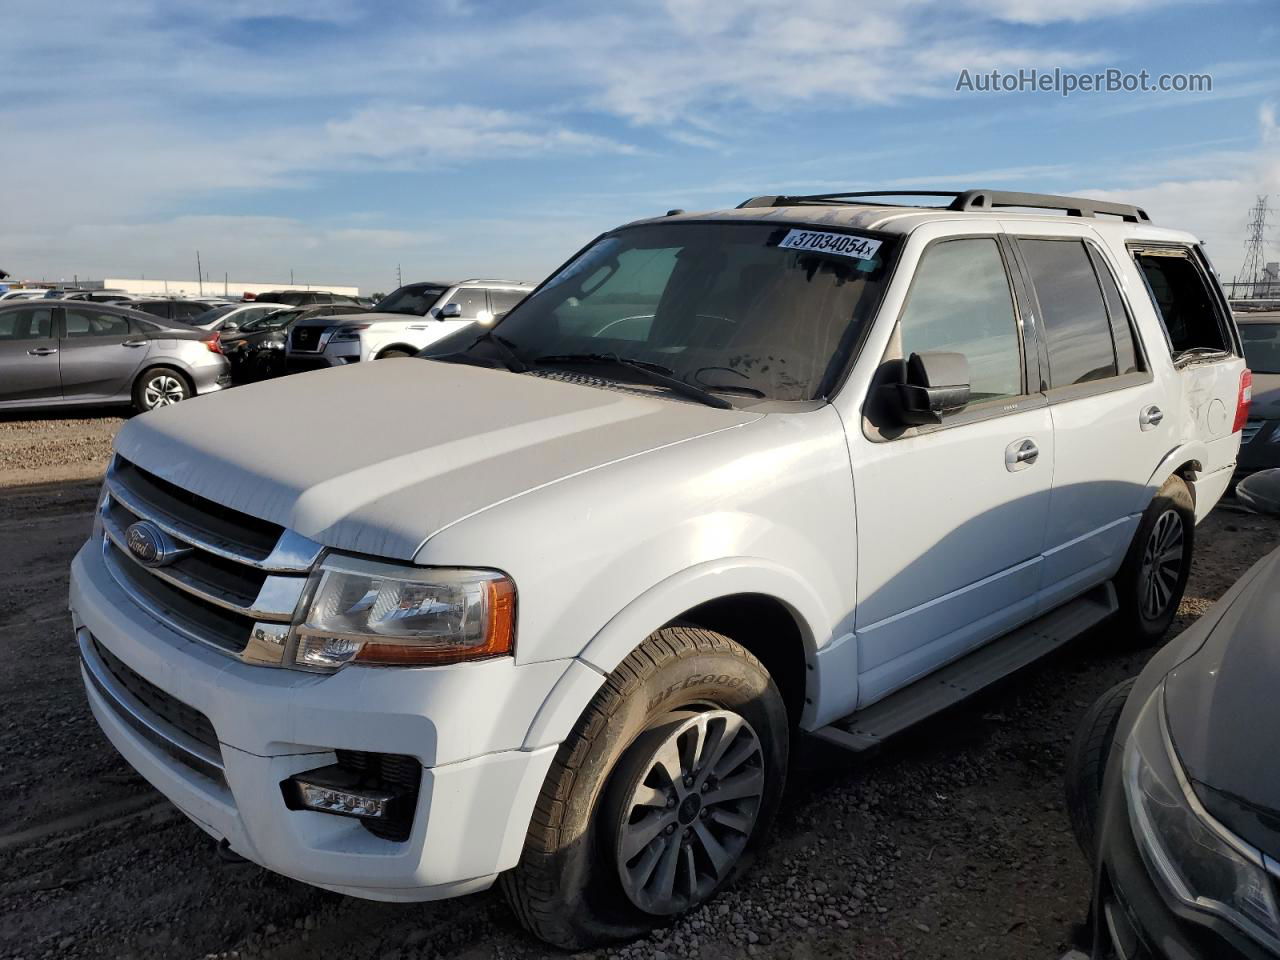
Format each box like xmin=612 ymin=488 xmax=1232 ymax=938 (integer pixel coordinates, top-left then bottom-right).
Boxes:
xmin=124 ymin=520 xmax=188 ymax=567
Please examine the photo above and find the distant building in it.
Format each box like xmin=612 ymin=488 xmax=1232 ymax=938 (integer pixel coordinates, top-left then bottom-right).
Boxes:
xmin=72 ymin=278 xmax=359 ymax=298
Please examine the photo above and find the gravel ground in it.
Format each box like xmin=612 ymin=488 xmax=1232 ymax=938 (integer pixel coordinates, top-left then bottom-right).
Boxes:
xmin=2 ymin=411 xmax=1278 ymax=960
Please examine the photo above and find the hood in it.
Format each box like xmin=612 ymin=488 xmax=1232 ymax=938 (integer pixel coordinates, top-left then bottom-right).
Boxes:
xmin=1250 ymin=371 xmax=1280 ymax=420
xmin=293 ymin=310 xmax=397 ymax=328
xmin=114 ymin=359 xmax=758 ymax=559
xmin=1164 ymin=546 xmax=1280 ymax=857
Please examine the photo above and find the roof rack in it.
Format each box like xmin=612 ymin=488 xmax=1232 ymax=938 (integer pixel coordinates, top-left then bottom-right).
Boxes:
xmin=737 ymin=189 xmax=1151 ymax=223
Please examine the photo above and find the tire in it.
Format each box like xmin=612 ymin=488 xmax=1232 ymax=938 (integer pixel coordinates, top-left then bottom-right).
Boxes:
xmin=376 ymin=348 xmax=413 ymax=359
xmin=1065 ymin=678 xmax=1134 ymax=861
xmin=1114 ymin=475 xmax=1195 ymax=645
xmin=132 ymin=366 xmax=191 ymax=412
xmin=501 ymin=627 xmax=789 ymax=949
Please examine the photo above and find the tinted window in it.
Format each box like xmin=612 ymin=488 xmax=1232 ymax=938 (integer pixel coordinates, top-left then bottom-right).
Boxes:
xmin=131 ymin=301 xmax=170 ymax=318
xmin=488 ymin=289 xmax=526 ymax=314
xmin=1241 ymin=323 xmax=1280 ymax=375
xmin=173 ymin=302 xmax=208 ymax=320
xmin=63 ymin=309 xmax=131 ymax=338
xmin=0 ymin=307 xmax=53 ymax=341
xmin=1020 ymin=239 xmax=1117 ymax=387
xmin=897 ymin=238 xmax=1022 ymax=402
xmin=490 ymin=221 xmax=897 ymax=402
xmin=373 ymin=284 xmax=447 ymax=316
xmin=1133 ymin=249 xmax=1227 ymax=357
xmin=1090 ymin=250 xmax=1142 ymax=375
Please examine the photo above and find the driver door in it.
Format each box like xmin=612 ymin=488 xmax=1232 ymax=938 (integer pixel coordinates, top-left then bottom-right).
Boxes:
xmin=849 ymin=232 xmax=1054 ymax=707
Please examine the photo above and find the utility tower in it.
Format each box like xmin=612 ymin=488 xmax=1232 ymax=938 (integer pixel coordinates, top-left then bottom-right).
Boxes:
xmin=1241 ymin=195 xmax=1270 ymax=297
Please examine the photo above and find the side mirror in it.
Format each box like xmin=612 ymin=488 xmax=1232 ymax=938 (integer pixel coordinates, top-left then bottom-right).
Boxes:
xmin=1235 ymin=469 xmax=1280 ymax=517
xmin=895 ymin=351 xmax=970 ymax=425
xmin=222 ymin=321 xmax=239 ymax=332
xmin=437 ymin=303 xmax=463 ymax=320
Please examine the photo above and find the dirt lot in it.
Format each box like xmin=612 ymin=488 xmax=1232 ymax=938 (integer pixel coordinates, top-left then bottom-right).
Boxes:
xmin=2 ymin=411 xmax=1278 ymax=960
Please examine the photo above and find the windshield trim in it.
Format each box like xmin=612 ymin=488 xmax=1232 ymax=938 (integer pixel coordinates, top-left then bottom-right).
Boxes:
xmin=488 ymin=218 xmax=903 ymax=405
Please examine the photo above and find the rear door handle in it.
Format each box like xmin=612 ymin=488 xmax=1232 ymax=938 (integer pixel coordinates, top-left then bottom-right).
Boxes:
xmin=122 ymin=339 xmax=148 ymax=348
xmin=1139 ymin=405 xmax=1163 ymax=430
xmin=1005 ymin=438 xmax=1039 ymax=472
xmin=27 ymin=346 xmax=57 ymax=356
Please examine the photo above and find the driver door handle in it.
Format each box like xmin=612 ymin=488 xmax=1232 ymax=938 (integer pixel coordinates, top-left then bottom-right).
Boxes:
xmin=27 ymin=346 xmax=58 ymax=356
xmin=1005 ymin=438 xmax=1039 ymax=472
xmin=122 ymin=339 xmax=148 ymax=348
xmin=1139 ymin=405 xmax=1163 ymax=430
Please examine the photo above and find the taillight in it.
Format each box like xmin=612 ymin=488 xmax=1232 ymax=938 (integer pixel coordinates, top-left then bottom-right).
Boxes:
xmin=1233 ymin=369 xmax=1252 ymax=433
xmin=204 ymin=332 xmax=223 ymax=354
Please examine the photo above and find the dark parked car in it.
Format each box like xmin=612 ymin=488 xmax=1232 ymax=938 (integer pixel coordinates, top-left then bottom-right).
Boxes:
xmin=1066 ymin=467 xmax=1280 ymax=959
xmin=0 ymin=301 xmax=230 ymax=413
xmin=129 ymin=298 xmax=221 ymax=324
xmin=221 ymin=304 xmax=367 ymax=382
xmin=1237 ymin=314 xmax=1280 ymax=478
xmin=251 ymin=290 xmax=362 ymax=307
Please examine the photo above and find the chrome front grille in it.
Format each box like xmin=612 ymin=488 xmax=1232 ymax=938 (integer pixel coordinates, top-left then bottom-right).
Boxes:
xmin=100 ymin=457 xmax=322 ymax=666
xmin=1241 ymin=418 xmax=1264 ymax=445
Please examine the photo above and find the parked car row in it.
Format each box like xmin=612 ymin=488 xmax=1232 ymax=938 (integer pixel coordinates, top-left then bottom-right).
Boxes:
xmin=64 ymin=188 xmax=1266 ymax=954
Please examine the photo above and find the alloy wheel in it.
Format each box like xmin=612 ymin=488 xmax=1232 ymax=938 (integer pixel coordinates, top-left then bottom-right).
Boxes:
xmin=143 ymin=375 xmax=186 ymax=409
xmin=1140 ymin=508 xmax=1185 ymax=620
xmin=614 ymin=710 xmax=764 ymax=916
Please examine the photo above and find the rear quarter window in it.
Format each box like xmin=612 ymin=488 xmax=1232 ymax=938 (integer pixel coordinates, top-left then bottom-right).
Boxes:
xmin=1131 ymin=246 xmax=1230 ymax=359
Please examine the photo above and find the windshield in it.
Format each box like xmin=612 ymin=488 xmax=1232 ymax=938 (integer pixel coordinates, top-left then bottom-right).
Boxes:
xmin=1241 ymin=322 xmax=1280 ymax=374
xmin=239 ymin=309 xmax=295 ymax=332
xmin=373 ymin=284 xmax=447 ymax=316
xmin=469 ymin=221 xmax=896 ymax=402
xmin=193 ymin=304 xmax=237 ymax=325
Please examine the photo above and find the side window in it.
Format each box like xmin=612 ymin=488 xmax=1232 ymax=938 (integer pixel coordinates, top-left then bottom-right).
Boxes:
xmin=0 ymin=307 xmax=53 ymax=341
xmin=1088 ymin=249 xmax=1142 ymax=375
xmin=1019 ymin=239 xmax=1117 ymax=387
xmin=445 ymin=288 xmax=492 ymax=321
xmin=64 ymin=309 xmax=130 ymax=338
xmin=174 ymin=302 xmax=206 ymax=320
xmin=897 ymin=238 xmax=1023 ymax=402
xmin=1132 ymin=248 xmax=1228 ymax=357
xmin=488 ymin=289 xmax=526 ymax=315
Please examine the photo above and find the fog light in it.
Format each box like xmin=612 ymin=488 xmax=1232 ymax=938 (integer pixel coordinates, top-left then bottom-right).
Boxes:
xmin=283 ymin=764 xmax=409 ymax=823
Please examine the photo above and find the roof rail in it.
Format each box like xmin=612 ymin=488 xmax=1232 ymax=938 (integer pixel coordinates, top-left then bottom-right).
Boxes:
xmin=456 ymin=278 xmax=534 ymax=286
xmin=737 ymin=189 xmax=1151 ymax=223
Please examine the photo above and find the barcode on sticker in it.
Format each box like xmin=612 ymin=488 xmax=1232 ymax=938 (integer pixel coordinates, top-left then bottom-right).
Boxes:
xmin=777 ymin=229 xmax=882 ymax=260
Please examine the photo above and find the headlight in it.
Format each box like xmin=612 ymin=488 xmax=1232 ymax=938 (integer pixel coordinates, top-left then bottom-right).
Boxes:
xmin=292 ymin=556 xmax=515 ymax=670
xmin=1123 ymin=684 xmax=1280 ymax=949
xmin=329 ymin=324 xmax=370 ymax=343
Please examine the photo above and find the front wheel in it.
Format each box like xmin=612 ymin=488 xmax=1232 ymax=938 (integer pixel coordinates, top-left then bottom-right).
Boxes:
xmin=132 ymin=366 xmax=190 ymax=412
xmin=1114 ymin=475 xmax=1195 ymax=644
xmin=501 ymin=627 xmax=788 ymax=949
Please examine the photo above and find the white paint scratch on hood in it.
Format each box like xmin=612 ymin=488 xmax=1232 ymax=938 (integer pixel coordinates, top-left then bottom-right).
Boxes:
xmin=114 ymin=359 xmax=758 ymax=559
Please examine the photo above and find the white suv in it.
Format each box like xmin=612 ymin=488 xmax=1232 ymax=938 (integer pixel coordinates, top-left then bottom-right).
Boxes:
xmin=70 ymin=190 xmax=1249 ymax=948
xmin=285 ymin=279 xmax=533 ymax=372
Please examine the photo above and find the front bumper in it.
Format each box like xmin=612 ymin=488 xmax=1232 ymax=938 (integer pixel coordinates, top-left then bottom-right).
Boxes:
xmin=286 ymin=339 xmax=361 ymax=373
xmin=1088 ymin=760 xmax=1275 ymax=959
xmin=69 ymin=541 xmax=562 ymax=901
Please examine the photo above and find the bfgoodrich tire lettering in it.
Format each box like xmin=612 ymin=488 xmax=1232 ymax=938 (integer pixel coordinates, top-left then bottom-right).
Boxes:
xmin=501 ymin=626 xmax=788 ymax=949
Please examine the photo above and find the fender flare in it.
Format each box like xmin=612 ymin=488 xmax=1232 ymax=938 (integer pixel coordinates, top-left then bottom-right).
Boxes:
xmin=521 ymin=557 xmax=830 ymax=750
xmin=1145 ymin=441 xmax=1207 ymax=502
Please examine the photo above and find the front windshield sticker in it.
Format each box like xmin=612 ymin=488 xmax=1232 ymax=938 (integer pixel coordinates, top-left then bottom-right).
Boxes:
xmin=777 ymin=229 xmax=882 ymax=261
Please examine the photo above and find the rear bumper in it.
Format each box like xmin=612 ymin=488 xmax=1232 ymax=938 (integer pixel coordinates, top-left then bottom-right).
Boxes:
xmin=69 ymin=540 xmax=563 ymax=901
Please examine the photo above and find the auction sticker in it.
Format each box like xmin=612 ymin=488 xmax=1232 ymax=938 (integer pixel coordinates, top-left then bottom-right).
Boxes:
xmin=777 ymin=229 xmax=881 ymax=260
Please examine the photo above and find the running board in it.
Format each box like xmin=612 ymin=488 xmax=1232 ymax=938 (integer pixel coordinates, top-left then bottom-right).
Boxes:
xmin=813 ymin=584 xmax=1118 ymax=752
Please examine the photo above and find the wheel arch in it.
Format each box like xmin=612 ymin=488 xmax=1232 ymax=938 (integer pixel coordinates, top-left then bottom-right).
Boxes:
xmin=376 ymin=343 xmax=419 ymax=359
xmin=133 ymin=361 xmax=196 ymax=396
xmin=523 ymin=558 xmax=828 ymax=751
xmin=1144 ymin=443 xmax=1207 ymax=508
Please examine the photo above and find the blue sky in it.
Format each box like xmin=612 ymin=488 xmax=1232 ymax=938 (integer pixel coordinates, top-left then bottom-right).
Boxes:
xmin=2 ymin=0 xmax=1277 ymax=294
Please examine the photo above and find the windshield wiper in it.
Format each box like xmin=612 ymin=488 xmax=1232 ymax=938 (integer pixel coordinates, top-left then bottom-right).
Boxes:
xmin=534 ymin=353 xmax=732 ymax=409
xmin=469 ymin=330 xmax=530 ymax=372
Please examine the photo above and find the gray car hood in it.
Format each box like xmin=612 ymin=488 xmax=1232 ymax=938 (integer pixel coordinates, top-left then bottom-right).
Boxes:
xmin=1164 ymin=546 xmax=1280 ymax=855
xmin=114 ymin=359 xmax=758 ymax=559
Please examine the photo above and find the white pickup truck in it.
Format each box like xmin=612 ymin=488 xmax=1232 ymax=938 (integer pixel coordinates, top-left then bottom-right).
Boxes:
xmin=285 ymin=279 xmax=533 ymax=373
xmin=71 ymin=189 xmax=1248 ymax=947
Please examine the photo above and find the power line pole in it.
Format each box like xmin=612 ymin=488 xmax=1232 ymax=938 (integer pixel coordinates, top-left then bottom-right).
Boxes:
xmin=196 ymin=250 xmax=204 ymax=296
xmin=396 ymin=263 xmax=402 ymax=288
xmin=1242 ymin=195 xmax=1270 ymax=298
